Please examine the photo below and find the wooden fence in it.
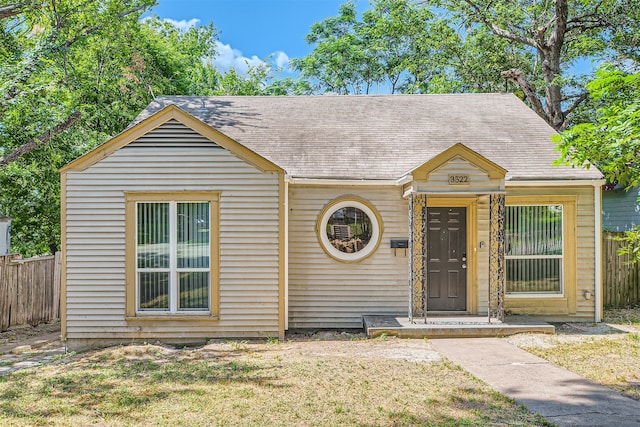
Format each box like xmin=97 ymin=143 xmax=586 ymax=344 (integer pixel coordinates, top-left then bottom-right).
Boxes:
xmin=0 ymin=252 xmax=61 ymax=332
xmin=603 ymin=232 xmax=640 ymax=308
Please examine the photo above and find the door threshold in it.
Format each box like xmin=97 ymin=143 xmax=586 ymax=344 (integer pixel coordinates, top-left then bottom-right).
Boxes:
xmin=426 ymin=311 xmax=471 ymax=316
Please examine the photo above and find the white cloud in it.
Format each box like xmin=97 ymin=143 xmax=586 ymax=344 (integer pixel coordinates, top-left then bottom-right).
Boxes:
xmin=162 ymin=18 xmax=200 ymax=32
xmin=212 ymin=41 xmax=266 ymax=74
xmin=274 ymin=51 xmax=290 ymax=70
xmin=211 ymin=43 xmax=292 ymax=74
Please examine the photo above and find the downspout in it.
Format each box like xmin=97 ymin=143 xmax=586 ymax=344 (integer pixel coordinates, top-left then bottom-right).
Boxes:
xmin=60 ymin=170 xmax=68 ymax=346
xmin=284 ymin=177 xmax=289 ymax=330
xmin=594 ymin=181 xmax=603 ymax=322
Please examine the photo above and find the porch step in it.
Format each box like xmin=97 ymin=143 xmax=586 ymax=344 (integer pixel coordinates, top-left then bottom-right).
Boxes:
xmin=363 ymin=315 xmax=555 ymax=339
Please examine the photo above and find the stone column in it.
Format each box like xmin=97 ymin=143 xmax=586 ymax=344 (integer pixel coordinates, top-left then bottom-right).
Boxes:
xmin=409 ymin=193 xmax=427 ymax=323
xmin=488 ymin=193 xmax=506 ymax=322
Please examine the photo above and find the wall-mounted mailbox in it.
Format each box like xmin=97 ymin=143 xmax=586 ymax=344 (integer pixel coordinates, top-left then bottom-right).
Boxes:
xmin=390 ymin=239 xmax=409 ymax=256
xmin=390 ymin=239 xmax=409 ymax=248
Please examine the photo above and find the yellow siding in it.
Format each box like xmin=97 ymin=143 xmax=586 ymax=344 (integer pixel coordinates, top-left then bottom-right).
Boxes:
xmin=504 ymin=186 xmax=596 ymax=320
xmin=64 ymin=122 xmax=281 ymax=347
xmin=415 ymin=157 xmax=503 ymax=193
xmin=288 ymin=185 xmax=409 ymax=328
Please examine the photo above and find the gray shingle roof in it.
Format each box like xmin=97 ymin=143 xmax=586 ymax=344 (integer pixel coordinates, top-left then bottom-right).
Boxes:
xmin=133 ymin=94 xmax=602 ymax=181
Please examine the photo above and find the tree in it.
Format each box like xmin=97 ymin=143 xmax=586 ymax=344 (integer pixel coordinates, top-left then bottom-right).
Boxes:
xmin=1 ymin=3 xmax=292 ymax=256
xmin=292 ymin=0 xmax=539 ymax=95
xmin=556 ymin=64 xmax=640 ymax=188
xmin=431 ymin=0 xmax=640 ymax=130
xmin=0 ymin=0 xmax=156 ymax=168
xmin=0 ymin=3 xmax=222 ymax=256
xmin=213 ymin=64 xmax=297 ymax=96
xmin=295 ymin=0 xmax=639 ymax=130
xmin=291 ymin=2 xmax=369 ymax=94
xmin=555 ymin=63 xmax=640 ymax=260
xmin=291 ymin=0 xmax=445 ymax=94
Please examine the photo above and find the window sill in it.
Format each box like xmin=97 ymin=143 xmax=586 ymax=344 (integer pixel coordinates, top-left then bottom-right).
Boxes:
xmin=126 ymin=315 xmax=219 ymax=322
xmin=506 ymin=294 xmax=564 ymax=299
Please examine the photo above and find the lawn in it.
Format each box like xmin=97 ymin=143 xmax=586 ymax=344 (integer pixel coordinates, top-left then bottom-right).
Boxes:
xmin=0 ymin=337 xmax=550 ymax=426
xmin=508 ymin=307 xmax=640 ymax=402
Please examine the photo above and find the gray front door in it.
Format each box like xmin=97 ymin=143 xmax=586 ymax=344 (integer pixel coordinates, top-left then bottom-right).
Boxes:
xmin=426 ymin=207 xmax=467 ymax=311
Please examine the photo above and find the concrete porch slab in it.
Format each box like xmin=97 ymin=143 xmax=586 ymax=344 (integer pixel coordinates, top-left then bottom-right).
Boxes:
xmin=363 ymin=315 xmax=555 ymax=338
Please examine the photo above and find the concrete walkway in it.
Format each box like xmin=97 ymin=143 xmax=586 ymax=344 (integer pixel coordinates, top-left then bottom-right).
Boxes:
xmin=431 ymin=338 xmax=640 ymax=427
xmin=0 ymin=332 xmax=64 ymax=375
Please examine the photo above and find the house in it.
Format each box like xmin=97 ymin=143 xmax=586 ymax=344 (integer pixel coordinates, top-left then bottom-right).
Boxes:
xmin=60 ymin=94 xmax=604 ymax=349
xmin=0 ymin=214 xmax=10 ymax=255
xmin=602 ymin=183 xmax=640 ymax=231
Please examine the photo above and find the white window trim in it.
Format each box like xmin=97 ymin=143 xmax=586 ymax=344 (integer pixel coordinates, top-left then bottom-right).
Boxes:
xmin=135 ymin=200 xmax=211 ymax=314
xmin=505 ymin=203 xmax=565 ymax=298
xmin=318 ymin=199 xmax=382 ymax=263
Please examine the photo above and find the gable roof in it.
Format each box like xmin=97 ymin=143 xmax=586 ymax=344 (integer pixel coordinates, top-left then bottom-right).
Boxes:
xmin=129 ymin=93 xmax=600 ymax=181
xmin=411 ymin=143 xmax=507 ymax=181
xmin=61 ymin=104 xmax=282 ymax=174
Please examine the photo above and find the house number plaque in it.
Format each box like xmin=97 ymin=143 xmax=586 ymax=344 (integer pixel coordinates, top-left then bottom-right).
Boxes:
xmin=448 ymin=174 xmax=469 ymax=185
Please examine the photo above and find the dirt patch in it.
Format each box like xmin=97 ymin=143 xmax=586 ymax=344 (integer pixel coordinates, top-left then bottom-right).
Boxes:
xmin=505 ymin=319 xmax=634 ymax=349
xmin=0 ymin=321 xmax=60 ymax=346
xmin=283 ymin=336 xmax=440 ymax=363
xmin=604 ymin=306 xmax=640 ymax=331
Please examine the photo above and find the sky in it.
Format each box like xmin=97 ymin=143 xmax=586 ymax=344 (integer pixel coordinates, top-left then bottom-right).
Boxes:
xmin=147 ymin=0 xmax=595 ymax=79
xmin=148 ymin=0 xmax=368 ymax=74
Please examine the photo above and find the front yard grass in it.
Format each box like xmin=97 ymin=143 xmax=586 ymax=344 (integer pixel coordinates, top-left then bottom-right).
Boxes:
xmin=509 ymin=307 xmax=640 ymax=402
xmin=0 ymin=338 xmax=550 ymax=426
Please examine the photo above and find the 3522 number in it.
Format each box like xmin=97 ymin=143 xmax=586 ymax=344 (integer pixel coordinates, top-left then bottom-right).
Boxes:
xmin=448 ymin=175 xmax=469 ymax=184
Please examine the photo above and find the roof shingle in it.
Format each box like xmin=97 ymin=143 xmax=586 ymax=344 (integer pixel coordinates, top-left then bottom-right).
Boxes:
xmin=133 ymin=93 xmax=602 ymax=181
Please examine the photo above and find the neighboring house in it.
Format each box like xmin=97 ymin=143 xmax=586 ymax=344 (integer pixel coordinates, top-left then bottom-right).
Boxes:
xmin=60 ymin=94 xmax=604 ymax=349
xmin=602 ymin=184 xmax=640 ymax=231
xmin=0 ymin=214 xmax=10 ymax=255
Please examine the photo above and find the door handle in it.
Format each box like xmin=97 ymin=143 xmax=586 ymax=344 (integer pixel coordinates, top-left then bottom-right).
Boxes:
xmin=462 ymin=264 xmax=467 ymax=269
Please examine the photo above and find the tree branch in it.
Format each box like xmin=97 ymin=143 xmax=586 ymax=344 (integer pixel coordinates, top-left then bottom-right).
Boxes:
xmin=566 ymin=0 xmax=605 ymax=25
xmin=561 ymin=92 xmax=589 ymax=126
xmin=0 ymin=111 xmax=81 ymax=168
xmin=461 ymin=0 xmax=538 ymax=48
xmin=500 ymin=68 xmax=549 ymax=123
xmin=0 ymin=2 xmax=30 ymax=20
xmin=62 ymin=4 xmax=150 ymax=49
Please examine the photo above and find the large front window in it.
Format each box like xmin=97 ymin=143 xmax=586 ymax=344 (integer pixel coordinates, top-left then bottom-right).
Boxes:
xmin=136 ymin=200 xmax=212 ymax=313
xmin=505 ymin=205 xmax=563 ymax=294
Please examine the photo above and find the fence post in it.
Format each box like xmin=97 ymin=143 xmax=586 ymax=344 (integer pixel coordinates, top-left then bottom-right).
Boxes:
xmin=603 ymin=231 xmax=640 ymax=309
xmin=0 ymin=254 xmax=61 ymax=331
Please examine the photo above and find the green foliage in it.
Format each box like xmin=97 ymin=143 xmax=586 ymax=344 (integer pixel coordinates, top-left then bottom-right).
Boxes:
xmin=556 ymin=63 xmax=640 ymax=262
xmin=0 ymin=3 xmax=289 ymax=256
xmin=291 ymin=0 xmax=541 ymax=96
xmin=212 ymin=65 xmax=298 ymax=96
xmin=555 ymin=64 xmax=640 ymax=188
xmin=1 ymin=1 xmax=154 ymax=256
xmin=292 ymin=0 xmax=445 ymax=94
xmin=616 ymin=228 xmax=640 ymax=262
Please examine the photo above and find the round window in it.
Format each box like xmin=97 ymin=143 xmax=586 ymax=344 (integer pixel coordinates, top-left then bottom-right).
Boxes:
xmin=317 ymin=197 xmax=382 ymax=262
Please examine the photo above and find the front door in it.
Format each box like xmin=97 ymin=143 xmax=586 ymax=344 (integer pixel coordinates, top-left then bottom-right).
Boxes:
xmin=426 ymin=207 xmax=467 ymax=311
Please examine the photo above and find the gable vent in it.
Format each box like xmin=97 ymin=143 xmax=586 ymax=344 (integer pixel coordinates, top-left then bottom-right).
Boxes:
xmin=128 ymin=119 xmax=221 ymax=149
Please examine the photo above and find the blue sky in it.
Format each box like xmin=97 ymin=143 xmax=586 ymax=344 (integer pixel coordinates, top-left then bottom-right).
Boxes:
xmin=149 ymin=0 xmax=368 ymax=74
xmin=148 ymin=0 xmax=595 ymax=79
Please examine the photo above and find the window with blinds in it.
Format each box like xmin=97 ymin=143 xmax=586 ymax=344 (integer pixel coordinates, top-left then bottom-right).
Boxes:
xmin=136 ymin=201 xmax=211 ymax=312
xmin=505 ymin=205 xmax=563 ymax=294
